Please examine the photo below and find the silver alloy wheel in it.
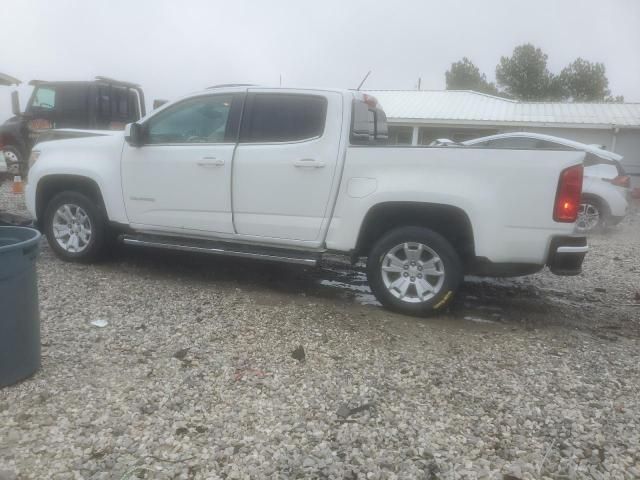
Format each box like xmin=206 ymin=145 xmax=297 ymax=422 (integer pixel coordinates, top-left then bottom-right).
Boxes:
xmin=576 ymin=202 xmax=600 ymax=232
xmin=52 ymin=204 xmax=92 ymax=253
xmin=381 ymin=242 xmax=445 ymax=303
xmin=4 ymin=150 xmax=20 ymax=175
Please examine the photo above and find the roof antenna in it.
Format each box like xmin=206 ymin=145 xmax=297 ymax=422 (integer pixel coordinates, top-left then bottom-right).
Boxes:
xmin=356 ymin=70 xmax=371 ymax=91
xmin=279 ymin=74 xmax=282 ymax=87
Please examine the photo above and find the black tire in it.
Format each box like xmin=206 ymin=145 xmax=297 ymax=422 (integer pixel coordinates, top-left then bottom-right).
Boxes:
xmin=43 ymin=191 xmax=110 ymax=263
xmin=3 ymin=146 xmax=22 ymax=176
xmin=366 ymin=226 xmax=463 ymax=317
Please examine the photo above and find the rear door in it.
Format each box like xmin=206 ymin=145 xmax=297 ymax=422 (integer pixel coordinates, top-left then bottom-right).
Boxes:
xmin=232 ymin=90 xmax=343 ymax=242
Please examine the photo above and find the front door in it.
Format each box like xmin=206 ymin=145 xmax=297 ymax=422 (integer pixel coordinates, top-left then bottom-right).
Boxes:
xmin=121 ymin=93 xmax=242 ymax=235
xmin=232 ymin=91 xmax=343 ymax=242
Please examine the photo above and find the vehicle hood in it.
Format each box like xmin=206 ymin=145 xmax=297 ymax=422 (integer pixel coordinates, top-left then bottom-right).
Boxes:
xmin=34 ymin=128 xmax=124 ymax=145
xmin=0 ymin=115 xmax=24 ymax=129
xmin=33 ymin=128 xmax=125 ymax=155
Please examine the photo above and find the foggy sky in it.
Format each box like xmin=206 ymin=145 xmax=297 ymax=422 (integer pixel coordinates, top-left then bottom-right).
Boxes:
xmin=1 ymin=0 xmax=639 ymax=121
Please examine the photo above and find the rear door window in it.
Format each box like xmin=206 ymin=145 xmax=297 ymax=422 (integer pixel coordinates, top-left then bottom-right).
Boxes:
xmin=96 ymin=86 xmax=141 ymax=128
xmin=240 ymin=94 xmax=327 ymax=143
xmin=51 ymin=85 xmax=89 ymax=128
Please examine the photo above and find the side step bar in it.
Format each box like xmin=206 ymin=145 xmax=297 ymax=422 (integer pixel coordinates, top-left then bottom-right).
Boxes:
xmin=121 ymin=234 xmax=320 ymax=267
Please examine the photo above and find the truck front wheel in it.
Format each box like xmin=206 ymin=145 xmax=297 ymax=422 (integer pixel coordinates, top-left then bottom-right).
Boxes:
xmin=367 ymin=227 xmax=463 ymax=316
xmin=43 ymin=191 xmax=109 ymax=263
xmin=3 ymin=146 xmax=22 ymax=176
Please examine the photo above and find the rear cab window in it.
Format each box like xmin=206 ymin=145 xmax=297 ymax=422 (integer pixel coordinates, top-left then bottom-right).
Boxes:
xmin=240 ymin=93 xmax=327 ymax=143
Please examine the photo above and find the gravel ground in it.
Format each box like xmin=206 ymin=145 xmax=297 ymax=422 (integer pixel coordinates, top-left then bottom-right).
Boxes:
xmin=1 ymin=180 xmax=639 ymax=480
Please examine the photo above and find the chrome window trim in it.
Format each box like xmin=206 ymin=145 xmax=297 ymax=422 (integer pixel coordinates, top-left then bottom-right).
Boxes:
xmin=140 ymin=142 xmax=237 ymax=147
xmin=237 ymin=135 xmax=323 ymax=146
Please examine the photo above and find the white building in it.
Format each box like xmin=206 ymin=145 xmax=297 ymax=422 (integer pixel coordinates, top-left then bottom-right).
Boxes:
xmin=369 ymin=90 xmax=640 ymax=184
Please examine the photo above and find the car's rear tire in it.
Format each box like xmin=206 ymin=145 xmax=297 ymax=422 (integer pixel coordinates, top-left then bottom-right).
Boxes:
xmin=43 ymin=191 xmax=110 ymax=263
xmin=366 ymin=226 xmax=463 ymax=317
xmin=576 ymin=196 xmax=607 ymax=233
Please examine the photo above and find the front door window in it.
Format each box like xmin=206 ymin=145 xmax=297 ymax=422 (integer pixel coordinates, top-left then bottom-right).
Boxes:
xmin=147 ymin=95 xmax=234 ymax=144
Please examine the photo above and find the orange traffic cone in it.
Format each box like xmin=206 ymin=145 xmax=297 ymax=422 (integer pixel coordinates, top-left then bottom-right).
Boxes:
xmin=12 ymin=176 xmax=24 ymax=194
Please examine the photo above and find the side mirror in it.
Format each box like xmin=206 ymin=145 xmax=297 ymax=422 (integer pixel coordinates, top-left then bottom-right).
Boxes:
xmin=153 ymin=99 xmax=168 ymax=109
xmin=124 ymin=123 xmax=144 ymax=147
xmin=11 ymin=91 xmax=20 ymax=116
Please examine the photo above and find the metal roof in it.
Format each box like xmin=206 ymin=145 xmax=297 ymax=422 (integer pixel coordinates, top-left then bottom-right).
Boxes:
xmin=367 ymin=90 xmax=640 ymax=129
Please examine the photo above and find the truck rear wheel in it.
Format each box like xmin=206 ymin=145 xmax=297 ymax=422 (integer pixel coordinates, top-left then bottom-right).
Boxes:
xmin=366 ymin=227 xmax=463 ymax=316
xmin=43 ymin=191 xmax=109 ymax=263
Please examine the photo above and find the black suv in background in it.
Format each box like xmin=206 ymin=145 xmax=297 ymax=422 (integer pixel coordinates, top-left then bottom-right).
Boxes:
xmin=0 ymin=76 xmax=146 ymax=175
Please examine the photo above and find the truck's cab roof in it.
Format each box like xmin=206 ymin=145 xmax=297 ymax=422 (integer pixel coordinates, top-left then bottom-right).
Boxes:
xmin=28 ymin=77 xmax=142 ymax=88
xmin=142 ymin=86 xmax=370 ymax=119
xmin=179 ymin=85 xmax=372 ymax=99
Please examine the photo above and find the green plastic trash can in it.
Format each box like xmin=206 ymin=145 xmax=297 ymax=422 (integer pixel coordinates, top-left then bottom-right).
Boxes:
xmin=0 ymin=226 xmax=42 ymax=387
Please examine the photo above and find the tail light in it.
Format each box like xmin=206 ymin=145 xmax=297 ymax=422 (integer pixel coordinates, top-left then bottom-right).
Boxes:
xmin=604 ymin=175 xmax=631 ymax=189
xmin=554 ymin=164 xmax=583 ymax=222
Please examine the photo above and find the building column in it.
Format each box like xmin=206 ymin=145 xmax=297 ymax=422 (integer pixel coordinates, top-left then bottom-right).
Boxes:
xmin=411 ymin=126 xmax=419 ymax=146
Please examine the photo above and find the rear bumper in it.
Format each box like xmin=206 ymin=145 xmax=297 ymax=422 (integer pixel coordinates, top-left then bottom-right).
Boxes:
xmin=546 ymin=235 xmax=588 ymax=276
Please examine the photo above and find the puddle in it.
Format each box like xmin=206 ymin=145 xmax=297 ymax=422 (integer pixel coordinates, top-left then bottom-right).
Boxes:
xmin=114 ymin=245 xmax=576 ymax=324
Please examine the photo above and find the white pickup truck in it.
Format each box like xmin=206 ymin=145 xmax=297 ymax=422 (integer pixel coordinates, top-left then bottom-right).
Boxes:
xmin=25 ymin=86 xmax=588 ymax=316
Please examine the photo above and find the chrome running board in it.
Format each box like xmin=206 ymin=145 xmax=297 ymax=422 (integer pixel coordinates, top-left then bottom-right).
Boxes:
xmin=121 ymin=234 xmax=319 ymax=266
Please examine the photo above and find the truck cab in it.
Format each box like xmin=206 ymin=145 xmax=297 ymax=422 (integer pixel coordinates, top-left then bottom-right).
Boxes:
xmin=0 ymin=77 xmax=145 ymax=175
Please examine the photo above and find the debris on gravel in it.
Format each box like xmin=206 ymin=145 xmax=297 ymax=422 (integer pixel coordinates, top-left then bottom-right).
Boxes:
xmin=1 ymin=181 xmax=639 ymax=479
xmin=291 ymin=345 xmax=306 ymax=363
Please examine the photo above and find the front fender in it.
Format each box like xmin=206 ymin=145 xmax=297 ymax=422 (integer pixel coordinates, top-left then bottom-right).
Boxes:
xmin=26 ymin=135 xmax=128 ymax=223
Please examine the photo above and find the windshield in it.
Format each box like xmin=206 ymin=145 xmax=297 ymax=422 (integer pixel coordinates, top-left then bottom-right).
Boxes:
xmin=29 ymin=86 xmax=56 ymax=110
xmin=25 ymin=84 xmax=90 ymax=127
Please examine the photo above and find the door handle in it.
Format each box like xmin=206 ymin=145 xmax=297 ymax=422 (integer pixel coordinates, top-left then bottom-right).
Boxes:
xmin=293 ymin=158 xmax=325 ymax=168
xmin=197 ymin=157 xmax=225 ymax=167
